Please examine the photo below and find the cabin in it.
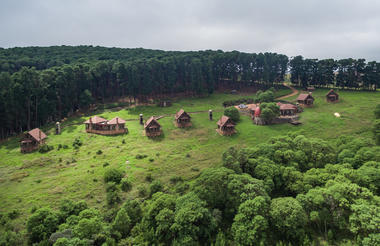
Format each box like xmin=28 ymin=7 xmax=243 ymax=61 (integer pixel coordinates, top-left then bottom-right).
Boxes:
xmin=144 ymin=116 xmax=162 ymax=137
xmin=326 ymin=89 xmax=339 ymax=102
xmin=277 ymin=103 xmax=297 ymax=116
xmin=20 ymin=128 xmax=47 ymax=153
xmin=297 ymin=93 xmax=314 ymax=106
xmin=84 ymin=116 xmax=127 ymax=135
xmin=217 ymin=116 xmax=236 ymax=136
xmin=175 ymin=109 xmax=192 ymax=127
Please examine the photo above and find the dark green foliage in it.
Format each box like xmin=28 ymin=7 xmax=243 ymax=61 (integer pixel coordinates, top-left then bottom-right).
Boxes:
xmin=7 ymin=210 xmax=20 ymax=220
xmin=137 ymin=185 xmax=147 ymax=197
xmin=374 ymin=104 xmax=380 ymax=119
xmin=223 ymin=107 xmax=240 ymax=122
xmin=259 ymin=102 xmax=280 ymax=124
xmin=26 ymin=207 xmax=59 ymax=243
xmin=373 ymin=119 xmax=380 ymax=145
xmin=39 ymin=144 xmax=53 ymax=153
xmin=120 ymin=178 xmax=132 ymax=192
xmin=255 ymin=90 xmax=274 ymax=103
xmin=170 ymin=176 xmax=183 ymax=184
xmin=96 ymin=150 xmax=102 ymax=155
xmin=103 ymin=168 xmax=124 ymax=184
xmin=72 ymin=138 xmax=82 ymax=149
xmin=59 ymin=199 xmax=88 ymax=221
xmin=149 ymin=180 xmax=163 ymax=197
xmin=102 ymin=162 xmax=109 ymax=167
xmin=269 ymin=197 xmax=307 ymax=242
xmin=135 ymin=154 xmax=148 ymax=159
xmin=145 ymin=173 xmax=153 ymax=182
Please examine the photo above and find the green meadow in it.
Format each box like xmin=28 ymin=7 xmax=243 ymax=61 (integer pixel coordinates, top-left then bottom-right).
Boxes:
xmin=0 ymin=88 xmax=379 ymax=231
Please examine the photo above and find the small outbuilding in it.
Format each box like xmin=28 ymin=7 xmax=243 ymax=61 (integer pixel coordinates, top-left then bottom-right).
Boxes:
xmin=20 ymin=128 xmax=47 ymax=153
xmin=144 ymin=116 xmax=162 ymax=137
xmin=326 ymin=89 xmax=339 ymax=102
xmin=217 ymin=116 xmax=236 ymax=136
xmin=175 ymin=109 xmax=192 ymax=128
xmin=84 ymin=116 xmax=127 ymax=135
xmin=297 ymin=93 xmax=314 ymax=106
xmin=307 ymin=86 xmax=315 ymax=92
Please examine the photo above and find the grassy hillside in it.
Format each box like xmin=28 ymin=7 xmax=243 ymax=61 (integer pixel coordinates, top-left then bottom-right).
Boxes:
xmin=0 ymin=88 xmax=378 ymax=232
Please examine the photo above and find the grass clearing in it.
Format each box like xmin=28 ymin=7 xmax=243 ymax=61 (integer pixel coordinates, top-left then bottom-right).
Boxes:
xmin=0 ymin=88 xmax=378 ymax=231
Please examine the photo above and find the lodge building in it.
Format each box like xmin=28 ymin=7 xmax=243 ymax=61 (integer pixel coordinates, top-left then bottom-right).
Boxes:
xmin=20 ymin=128 xmax=47 ymax=153
xmin=84 ymin=116 xmax=127 ymax=135
xmin=326 ymin=89 xmax=339 ymax=102
xmin=217 ymin=115 xmax=236 ymax=136
xmin=144 ymin=116 xmax=162 ymax=137
xmin=174 ymin=109 xmax=192 ymax=128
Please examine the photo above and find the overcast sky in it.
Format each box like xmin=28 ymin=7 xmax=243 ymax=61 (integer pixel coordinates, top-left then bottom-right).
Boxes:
xmin=1 ymin=0 xmax=380 ymax=61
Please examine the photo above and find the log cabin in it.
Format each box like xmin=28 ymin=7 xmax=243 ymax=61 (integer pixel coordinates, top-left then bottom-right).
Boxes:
xmin=326 ymin=89 xmax=339 ymax=102
xmin=174 ymin=109 xmax=192 ymax=127
xmin=20 ymin=128 xmax=47 ymax=153
xmin=297 ymin=93 xmax=314 ymax=106
xmin=84 ymin=116 xmax=127 ymax=135
xmin=144 ymin=116 xmax=162 ymax=137
xmin=217 ymin=115 xmax=236 ymax=136
xmin=277 ymin=102 xmax=297 ymax=116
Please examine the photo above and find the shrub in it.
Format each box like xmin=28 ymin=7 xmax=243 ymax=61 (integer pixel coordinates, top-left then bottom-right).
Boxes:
xmin=145 ymin=173 xmax=153 ymax=182
xmin=149 ymin=180 xmax=163 ymax=197
xmin=103 ymin=162 xmax=110 ymax=168
xmin=96 ymin=150 xmax=103 ymax=155
xmin=136 ymin=154 xmax=148 ymax=159
xmin=186 ymin=153 xmax=191 ymax=158
xmin=224 ymin=107 xmax=240 ymax=122
xmin=63 ymin=145 xmax=68 ymax=149
xmin=106 ymin=185 xmax=121 ymax=206
xmin=170 ymin=176 xmax=183 ymax=184
xmin=137 ymin=185 xmax=147 ymax=197
xmin=72 ymin=138 xmax=82 ymax=149
xmin=27 ymin=208 xmax=59 ymax=243
xmin=57 ymin=144 xmax=62 ymax=150
xmin=191 ymin=167 xmax=200 ymax=172
xmin=7 ymin=210 xmax=20 ymax=220
xmin=104 ymin=168 xmax=124 ymax=184
xmin=122 ymin=139 xmax=126 ymax=144
xmin=149 ymin=158 xmax=154 ymax=162
xmin=120 ymin=178 xmax=132 ymax=192
xmin=39 ymin=144 xmax=53 ymax=153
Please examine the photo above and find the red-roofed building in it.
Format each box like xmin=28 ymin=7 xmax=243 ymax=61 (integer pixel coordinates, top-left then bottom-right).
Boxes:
xmin=144 ymin=116 xmax=162 ymax=137
xmin=175 ymin=109 xmax=192 ymax=128
xmin=297 ymin=93 xmax=314 ymax=106
xmin=217 ymin=116 xmax=236 ymax=136
xmin=84 ymin=116 xmax=127 ymax=135
xmin=326 ymin=89 xmax=339 ymax=102
xmin=20 ymin=128 xmax=47 ymax=153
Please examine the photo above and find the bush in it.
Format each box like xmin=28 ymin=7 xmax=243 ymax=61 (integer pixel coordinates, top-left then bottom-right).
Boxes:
xmin=106 ymin=184 xmax=121 ymax=206
xmin=39 ymin=144 xmax=53 ymax=153
xmin=7 ymin=210 xmax=20 ymax=220
xmin=149 ymin=158 xmax=154 ymax=162
xmin=145 ymin=173 xmax=153 ymax=182
xmin=72 ymin=138 xmax=82 ymax=149
xmin=136 ymin=154 xmax=148 ymax=159
xmin=96 ymin=150 xmax=103 ymax=155
xmin=137 ymin=185 xmax=147 ymax=197
xmin=149 ymin=180 xmax=163 ymax=197
xmin=122 ymin=139 xmax=126 ymax=144
xmin=63 ymin=145 xmax=68 ymax=149
xmin=224 ymin=107 xmax=240 ymax=122
xmin=103 ymin=162 xmax=110 ymax=168
xmin=374 ymin=104 xmax=380 ymax=119
xmin=104 ymin=168 xmax=124 ymax=184
xmin=27 ymin=208 xmax=59 ymax=243
xmin=170 ymin=176 xmax=183 ymax=184
xmin=120 ymin=178 xmax=132 ymax=192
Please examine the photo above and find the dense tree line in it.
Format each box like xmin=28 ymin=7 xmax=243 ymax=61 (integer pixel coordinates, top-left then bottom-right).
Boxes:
xmin=0 ymin=46 xmax=288 ymax=139
xmin=1 ymin=132 xmax=378 ymax=245
xmin=289 ymin=56 xmax=380 ymax=90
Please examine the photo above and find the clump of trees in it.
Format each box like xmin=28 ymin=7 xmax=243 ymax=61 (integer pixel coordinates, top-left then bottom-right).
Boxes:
xmin=258 ymin=102 xmax=280 ymax=124
xmin=3 ymin=132 xmax=375 ymax=245
xmin=224 ymin=107 xmax=240 ymax=123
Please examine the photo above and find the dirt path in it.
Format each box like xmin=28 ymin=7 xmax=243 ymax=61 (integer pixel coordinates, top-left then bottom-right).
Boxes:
xmin=276 ymin=83 xmax=299 ymax=100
